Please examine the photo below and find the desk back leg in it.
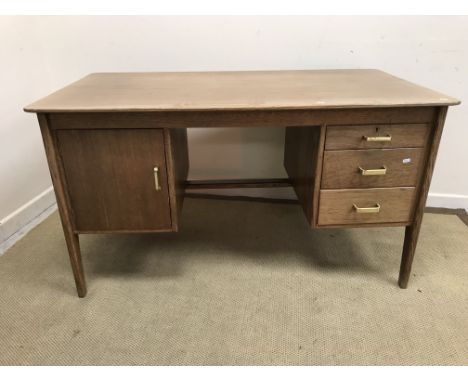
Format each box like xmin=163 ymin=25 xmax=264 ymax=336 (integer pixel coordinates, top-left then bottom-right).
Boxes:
xmin=399 ymin=106 xmax=448 ymax=288
xmin=38 ymin=114 xmax=87 ymax=297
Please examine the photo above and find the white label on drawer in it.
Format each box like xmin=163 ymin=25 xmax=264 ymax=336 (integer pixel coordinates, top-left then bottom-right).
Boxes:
xmin=402 ymin=158 xmax=412 ymax=164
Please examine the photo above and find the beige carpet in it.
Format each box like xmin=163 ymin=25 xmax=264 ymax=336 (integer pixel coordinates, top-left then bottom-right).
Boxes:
xmin=0 ymin=198 xmax=467 ymax=365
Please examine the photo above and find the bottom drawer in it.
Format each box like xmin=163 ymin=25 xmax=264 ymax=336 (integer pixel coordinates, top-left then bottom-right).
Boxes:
xmin=318 ymin=187 xmax=416 ymax=226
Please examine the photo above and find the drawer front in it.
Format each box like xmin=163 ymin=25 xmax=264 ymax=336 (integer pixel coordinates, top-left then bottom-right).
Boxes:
xmin=321 ymin=148 xmax=424 ymax=189
xmin=325 ymin=123 xmax=430 ymax=150
xmin=318 ymin=188 xmax=416 ymax=226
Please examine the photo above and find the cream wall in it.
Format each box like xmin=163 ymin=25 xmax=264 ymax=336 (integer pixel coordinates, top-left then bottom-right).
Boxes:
xmin=1 ymin=16 xmax=467 ymax=243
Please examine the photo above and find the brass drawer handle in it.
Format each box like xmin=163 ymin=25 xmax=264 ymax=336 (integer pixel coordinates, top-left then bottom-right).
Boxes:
xmin=353 ymin=203 xmax=381 ymax=213
xmin=358 ymin=165 xmax=387 ymax=176
xmin=153 ymin=166 xmax=161 ymax=191
xmin=363 ymin=134 xmax=392 ymax=142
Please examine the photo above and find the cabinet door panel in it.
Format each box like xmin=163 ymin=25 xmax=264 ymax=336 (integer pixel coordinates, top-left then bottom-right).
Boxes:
xmin=57 ymin=129 xmax=172 ymax=232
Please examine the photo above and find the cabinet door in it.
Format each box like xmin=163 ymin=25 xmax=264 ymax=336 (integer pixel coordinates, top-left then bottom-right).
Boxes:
xmin=56 ymin=129 xmax=172 ymax=232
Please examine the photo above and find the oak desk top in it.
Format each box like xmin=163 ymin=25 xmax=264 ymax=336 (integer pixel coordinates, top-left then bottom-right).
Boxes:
xmin=24 ymin=69 xmax=460 ymax=113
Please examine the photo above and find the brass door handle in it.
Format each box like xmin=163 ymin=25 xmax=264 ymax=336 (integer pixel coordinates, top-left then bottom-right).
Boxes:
xmin=353 ymin=203 xmax=381 ymax=213
xmin=153 ymin=166 xmax=161 ymax=191
xmin=363 ymin=134 xmax=392 ymax=142
xmin=358 ymin=166 xmax=387 ymax=176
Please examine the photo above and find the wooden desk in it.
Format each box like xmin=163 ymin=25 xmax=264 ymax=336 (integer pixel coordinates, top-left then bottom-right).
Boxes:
xmin=24 ymin=70 xmax=460 ymax=297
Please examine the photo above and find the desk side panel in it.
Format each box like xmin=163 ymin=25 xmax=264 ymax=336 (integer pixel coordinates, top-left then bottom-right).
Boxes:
xmin=165 ymin=128 xmax=189 ymax=231
xmin=284 ymin=125 xmax=325 ymax=226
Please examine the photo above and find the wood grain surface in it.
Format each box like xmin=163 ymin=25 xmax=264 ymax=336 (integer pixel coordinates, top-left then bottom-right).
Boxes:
xmin=165 ymin=128 xmax=189 ymax=231
xmin=318 ymin=187 xmax=416 ymax=226
xmin=321 ymin=148 xmax=425 ymax=189
xmin=284 ymin=125 xmax=325 ymax=226
xmin=38 ymin=114 xmax=87 ymax=297
xmin=24 ymin=70 xmax=459 ymax=112
xmin=325 ymin=123 xmax=431 ymax=150
xmin=46 ymin=107 xmax=437 ymax=129
xmin=57 ymin=129 xmax=172 ymax=232
xmin=399 ymin=106 xmax=449 ymax=288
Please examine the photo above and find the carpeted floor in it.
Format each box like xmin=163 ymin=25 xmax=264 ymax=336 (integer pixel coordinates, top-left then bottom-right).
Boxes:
xmin=0 ymin=198 xmax=467 ymax=365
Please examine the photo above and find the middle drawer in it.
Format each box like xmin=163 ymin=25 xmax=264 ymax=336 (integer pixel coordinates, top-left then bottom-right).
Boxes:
xmin=321 ymin=148 xmax=424 ymax=189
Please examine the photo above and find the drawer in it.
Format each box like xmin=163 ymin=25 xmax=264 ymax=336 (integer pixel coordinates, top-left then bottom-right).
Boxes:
xmin=325 ymin=123 xmax=430 ymax=150
xmin=318 ymin=188 xmax=416 ymax=226
xmin=321 ymin=148 xmax=424 ymax=189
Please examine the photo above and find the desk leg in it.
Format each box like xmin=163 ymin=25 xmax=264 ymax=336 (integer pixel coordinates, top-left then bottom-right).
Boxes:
xmin=398 ymin=106 xmax=448 ymax=288
xmin=38 ymin=114 xmax=87 ymax=297
xmin=399 ymin=221 xmax=422 ymax=288
xmin=63 ymin=232 xmax=86 ymax=297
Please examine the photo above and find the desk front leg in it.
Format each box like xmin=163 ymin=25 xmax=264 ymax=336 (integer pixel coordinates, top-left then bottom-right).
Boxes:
xmin=38 ymin=114 xmax=87 ymax=297
xmin=399 ymin=106 xmax=448 ymax=288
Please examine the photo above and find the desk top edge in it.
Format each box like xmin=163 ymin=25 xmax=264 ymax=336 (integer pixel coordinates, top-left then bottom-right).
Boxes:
xmin=24 ymin=69 xmax=461 ymax=113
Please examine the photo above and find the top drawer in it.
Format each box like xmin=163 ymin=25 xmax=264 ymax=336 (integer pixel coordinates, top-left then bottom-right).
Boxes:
xmin=325 ymin=123 xmax=431 ymax=150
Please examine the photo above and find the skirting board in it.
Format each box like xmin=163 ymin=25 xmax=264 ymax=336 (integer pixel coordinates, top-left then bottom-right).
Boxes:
xmin=0 ymin=187 xmax=57 ymax=255
xmin=426 ymin=193 xmax=468 ymax=211
xmin=0 ymin=186 xmax=466 ymax=256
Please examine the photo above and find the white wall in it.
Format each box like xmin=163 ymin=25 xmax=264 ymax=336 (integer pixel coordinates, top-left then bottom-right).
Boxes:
xmin=1 ymin=16 xmax=468 ymax=244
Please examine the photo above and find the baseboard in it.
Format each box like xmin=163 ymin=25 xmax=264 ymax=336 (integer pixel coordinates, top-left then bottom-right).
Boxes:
xmin=0 ymin=187 xmax=57 ymax=255
xmin=426 ymin=192 xmax=468 ymax=211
